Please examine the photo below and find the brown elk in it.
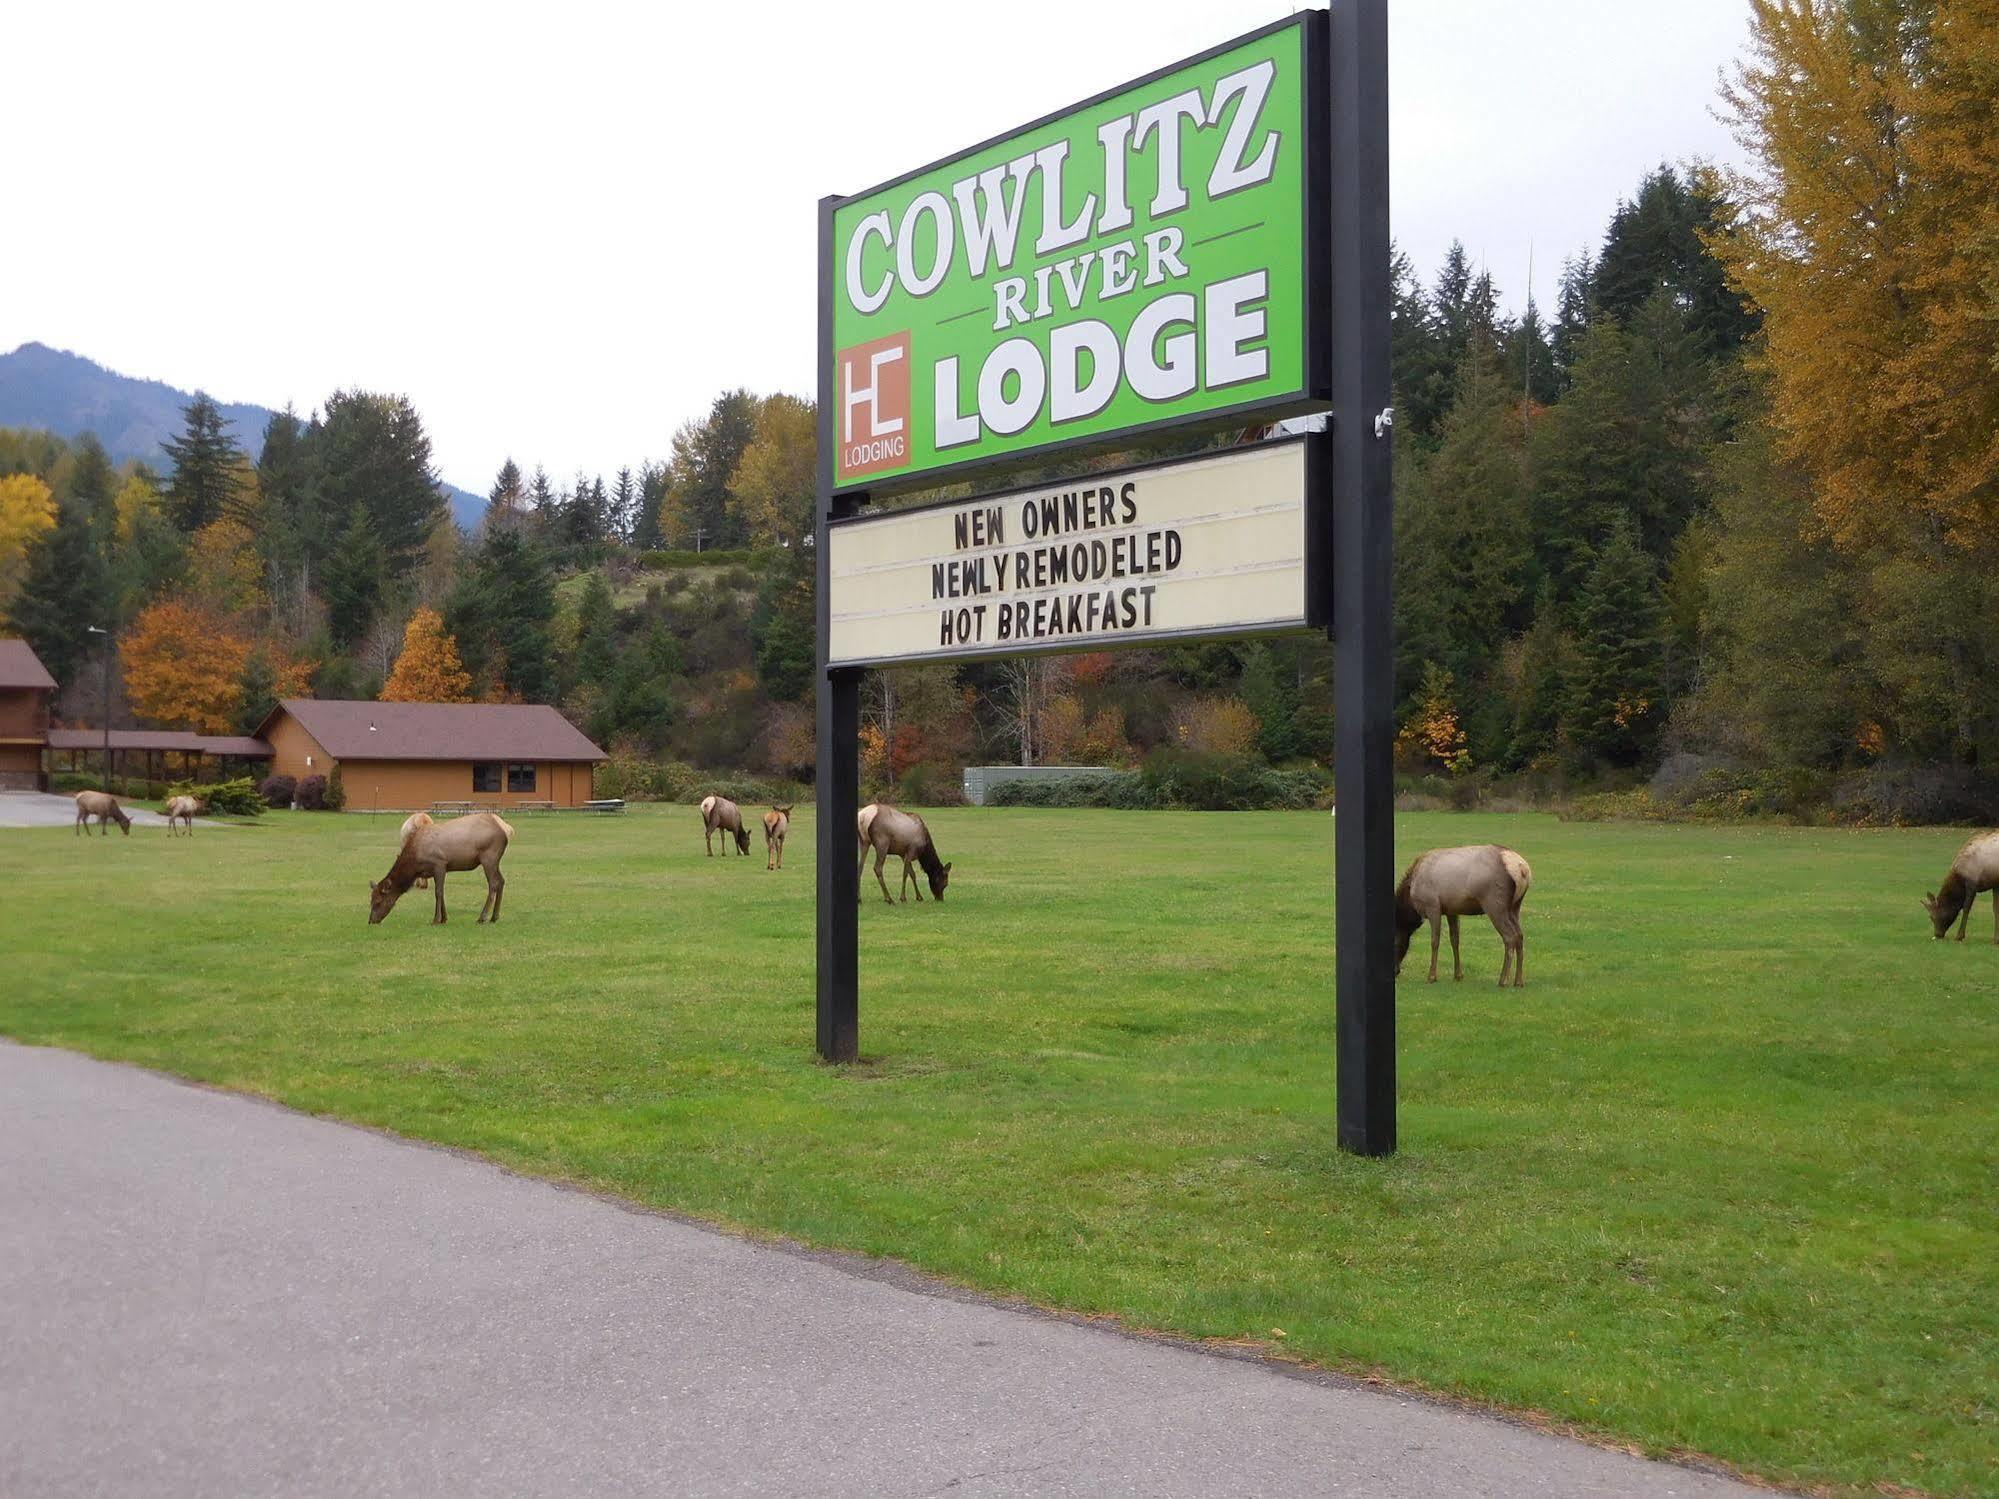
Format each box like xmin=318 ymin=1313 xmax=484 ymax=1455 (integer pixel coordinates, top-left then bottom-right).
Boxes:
xmin=164 ymin=795 xmax=203 ymax=836
xmin=400 ymin=811 xmax=434 ymax=888
xmin=1394 ymin=844 xmax=1532 ymax=987
xmin=856 ymin=803 xmax=951 ymax=904
xmin=1923 ymin=829 xmax=1999 ymax=942
xmin=73 ymin=790 xmax=131 ymax=837
xmin=369 ymin=811 xmax=511 ymax=925
xmin=763 ymin=805 xmax=793 ymax=870
xmin=701 ymin=794 xmax=751 ymax=856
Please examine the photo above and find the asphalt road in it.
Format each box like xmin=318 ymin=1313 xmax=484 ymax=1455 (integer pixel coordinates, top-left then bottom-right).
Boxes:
xmin=0 ymin=791 xmax=179 ymax=829
xmin=0 ymin=1041 xmax=1773 ymax=1498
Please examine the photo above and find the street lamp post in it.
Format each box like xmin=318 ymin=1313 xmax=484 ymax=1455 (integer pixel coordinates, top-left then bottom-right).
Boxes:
xmin=85 ymin=625 xmax=110 ymax=791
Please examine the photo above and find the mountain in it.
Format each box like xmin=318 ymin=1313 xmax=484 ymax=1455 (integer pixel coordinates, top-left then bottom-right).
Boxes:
xmin=0 ymin=342 xmax=486 ymax=530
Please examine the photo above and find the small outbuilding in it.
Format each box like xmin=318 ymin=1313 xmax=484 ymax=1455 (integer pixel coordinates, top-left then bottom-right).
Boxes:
xmin=254 ymin=699 xmax=607 ymax=811
xmin=0 ymin=638 xmax=57 ymax=791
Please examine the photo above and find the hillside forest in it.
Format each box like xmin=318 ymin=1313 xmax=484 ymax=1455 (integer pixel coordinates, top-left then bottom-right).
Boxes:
xmin=4 ymin=4 xmax=1996 ymax=817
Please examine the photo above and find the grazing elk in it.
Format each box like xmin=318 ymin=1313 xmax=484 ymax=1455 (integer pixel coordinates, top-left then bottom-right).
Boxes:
xmin=1394 ymin=844 xmax=1532 ymax=987
xmin=368 ymin=811 xmax=511 ymax=926
xmin=1923 ymin=829 xmax=1999 ymax=943
xmin=701 ymin=794 xmax=751 ymax=856
xmin=763 ymin=804 xmax=793 ymax=870
xmin=73 ymin=790 xmax=131 ymax=837
xmin=164 ymin=795 xmax=203 ymax=836
xmin=400 ymin=811 xmax=434 ymax=888
xmin=856 ymin=803 xmax=951 ymax=905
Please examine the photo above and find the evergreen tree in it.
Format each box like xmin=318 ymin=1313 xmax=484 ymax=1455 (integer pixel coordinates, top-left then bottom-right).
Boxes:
xmin=1508 ymin=585 xmax=1572 ymax=768
xmin=1549 ymin=252 xmax=1595 ymax=389
xmin=67 ymin=433 xmax=119 ymax=543
xmin=485 ymin=458 xmax=526 ymax=532
xmin=1503 ymin=297 xmax=1559 ymax=408
xmin=1563 ymin=520 xmax=1668 ymax=768
xmin=1393 ymin=344 xmax=1533 ymax=731
xmin=446 ymin=529 xmax=557 ymax=702
xmin=8 ymin=499 xmax=110 ymax=685
xmin=1592 ymin=166 xmax=1757 ymax=362
xmin=564 ymin=472 xmax=603 ymax=545
xmin=1389 ymin=244 xmax=1450 ymax=444
xmin=665 ymin=390 xmax=759 ymax=548
xmin=572 ymin=572 xmax=617 ymax=688
xmin=308 ymin=391 xmax=442 ymax=580
xmin=634 ymin=461 xmax=669 ymax=549
xmin=594 ymin=620 xmax=678 ymax=749
xmin=323 ymin=504 xmax=386 ymax=649
xmin=1238 ymin=640 xmax=1304 ymax=762
xmin=161 ymin=393 xmax=245 ymax=531
xmin=258 ymin=407 xmax=329 ymax=594
xmin=749 ymin=543 xmax=816 ymax=701
xmin=608 ymin=467 xmax=636 ymax=544
xmin=527 ymin=465 xmax=558 ymax=541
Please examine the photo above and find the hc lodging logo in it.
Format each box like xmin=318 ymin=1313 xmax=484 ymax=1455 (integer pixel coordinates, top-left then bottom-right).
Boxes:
xmin=837 ymin=331 xmax=912 ymax=480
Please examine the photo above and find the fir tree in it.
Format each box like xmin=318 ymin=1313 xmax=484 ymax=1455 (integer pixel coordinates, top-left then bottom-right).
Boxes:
xmin=1563 ymin=520 xmax=1668 ymax=768
xmin=323 ymin=504 xmax=385 ymax=649
xmin=609 ymin=467 xmax=636 ymax=543
xmin=8 ymin=499 xmax=110 ymax=685
xmin=308 ymin=391 xmax=442 ymax=580
xmin=594 ymin=620 xmax=678 ymax=749
xmin=486 ymin=458 xmax=526 ymax=532
xmin=1549 ymin=252 xmax=1595 ymax=390
xmin=749 ymin=543 xmax=815 ymax=702
xmin=161 ymin=393 xmax=244 ymax=531
xmin=446 ymin=529 xmax=557 ymax=703
xmin=572 ymin=572 xmax=617 ymax=688
xmin=67 ymin=433 xmax=119 ymax=543
xmin=1239 ymin=641 xmax=1303 ymax=762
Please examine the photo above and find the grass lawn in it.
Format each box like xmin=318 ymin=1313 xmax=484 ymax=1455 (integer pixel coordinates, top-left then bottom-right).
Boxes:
xmin=2 ymin=805 xmax=1993 ymax=1496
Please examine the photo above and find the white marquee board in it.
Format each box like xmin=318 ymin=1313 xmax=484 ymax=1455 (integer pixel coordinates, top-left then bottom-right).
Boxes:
xmin=826 ymin=439 xmax=1317 ymax=668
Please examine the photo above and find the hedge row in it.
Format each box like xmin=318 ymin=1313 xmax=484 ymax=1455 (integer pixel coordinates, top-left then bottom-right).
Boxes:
xmin=634 ymin=547 xmax=777 ymax=570
xmin=986 ymin=751 xmax=1323 ymax=811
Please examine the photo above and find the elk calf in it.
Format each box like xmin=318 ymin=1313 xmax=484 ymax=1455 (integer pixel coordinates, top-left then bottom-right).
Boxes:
xmin=763 ymin=805 xmax=793 ymax=870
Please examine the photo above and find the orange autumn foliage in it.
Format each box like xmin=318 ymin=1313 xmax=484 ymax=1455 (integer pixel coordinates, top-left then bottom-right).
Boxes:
xmin=120 ymin=598 xmax=251 ymax=734
xmin=380 ymin=607 xmax=473 ymax=703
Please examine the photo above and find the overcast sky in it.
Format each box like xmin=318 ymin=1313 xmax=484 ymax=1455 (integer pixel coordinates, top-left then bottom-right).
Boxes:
xmin=3 ymin=1 xmax=1752 ymax=493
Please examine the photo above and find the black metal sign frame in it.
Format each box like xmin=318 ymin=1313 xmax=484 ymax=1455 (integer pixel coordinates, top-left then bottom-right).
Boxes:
xmin=815 ymin=1 xmax=1396 ymax=1156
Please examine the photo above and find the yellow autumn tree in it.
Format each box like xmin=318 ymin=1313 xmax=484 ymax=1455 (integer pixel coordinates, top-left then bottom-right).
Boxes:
xmin=1397 ymin=663 xmax=1472 ymax=774
xmin=729 ymin=394 xmax=817 ymax=546
xmin=113 ymin=473 xmax=161 ymax=541
xmin=0 ymin=473 xmax=56 ymax=597
xmin=121 ymin=598 xmax=252 ymax=733
xmin=1711 ymin=0 xmax=1999 ymax=552
xmin=380 ymin=606 xmax=474 ymax=702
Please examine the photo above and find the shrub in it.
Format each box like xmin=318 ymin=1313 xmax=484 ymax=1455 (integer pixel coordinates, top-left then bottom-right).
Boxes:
xmin=895 ymin=762 xmax=965 ymax=806
xmin=258 ymin=774 xmax=298 ymax=809
xmin=984 ymin=754 xmax=1319 ymax=811
xmin=295 ymin=774 xmax=329 ymax=811
xmin=635 ymin=547 xmax=773 ymax=570
xmin=325 ymin=765 xmax=347 ymax=811
xmin=169 ymin=776 xmax=265 ymax=816
xmin=1832 ymin=764 xmax=1999 ymax=826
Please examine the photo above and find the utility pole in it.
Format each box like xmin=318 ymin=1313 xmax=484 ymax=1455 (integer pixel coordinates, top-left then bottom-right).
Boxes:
xmin=85 ymin=624 xmax=111 ymax=791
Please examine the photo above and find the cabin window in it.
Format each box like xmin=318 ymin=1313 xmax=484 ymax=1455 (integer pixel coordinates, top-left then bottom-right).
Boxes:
xmin=507 ymin=762 xmax=537 ymax=792
xmin=472 ymin=762 xmax=502 ymax=793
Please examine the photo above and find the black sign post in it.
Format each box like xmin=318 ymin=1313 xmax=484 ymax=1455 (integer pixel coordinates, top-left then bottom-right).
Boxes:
xmin=816 ymin=194 xmax=862 ymax=1065
xmin=1328 ymin=0 xmax=1395 ymax=1155
xmin=815 ymin=2 xmax=1395 ymax=1152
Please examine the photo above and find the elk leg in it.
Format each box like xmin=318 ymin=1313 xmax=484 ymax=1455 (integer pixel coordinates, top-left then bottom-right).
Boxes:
xmin=873 ymin=848 xmax=894 ymax=904
xmin=705 ymin=825 xmax=713 ymax=856
xmin=433 ymin=872 xmax=447 ymax=925
xmin=1514 ymin=927 xmax=1526 ymax=987
xmin=909 ymin=857 xmax=923 ymax=902
xmin=1428 ymin=917 xmax=1441 ymax=982
xmin=490 ymin=866 xmax=504 ymax=922
xmin=1957 ymin=897 xmax=1971 ymax=941
xmin=1448 ymin=914 xmax=1462 ymax=981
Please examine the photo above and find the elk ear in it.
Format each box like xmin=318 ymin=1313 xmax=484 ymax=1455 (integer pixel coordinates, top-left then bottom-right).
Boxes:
xmin=943 ymin=861 xmax=953 ymax=874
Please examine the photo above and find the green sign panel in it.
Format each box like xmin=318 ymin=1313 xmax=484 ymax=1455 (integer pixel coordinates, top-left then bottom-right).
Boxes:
xmin=827 ymin=17 xmax=1313 ymax=493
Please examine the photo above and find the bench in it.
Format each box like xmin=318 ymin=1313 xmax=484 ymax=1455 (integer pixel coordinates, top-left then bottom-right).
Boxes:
xmin=583 ymin=799 xmax=627 ymax=815
xmin=429 ymin=801 xmax=474 ymax=817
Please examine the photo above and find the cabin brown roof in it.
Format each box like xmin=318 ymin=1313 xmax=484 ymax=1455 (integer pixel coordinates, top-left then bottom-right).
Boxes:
xmin=0 ymin=638 xmax=58 ymax=691
xmin=261 ymin=699 xmax=607 ymax=763
xmin=45 ymin=729 xmax=273 ymax=757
